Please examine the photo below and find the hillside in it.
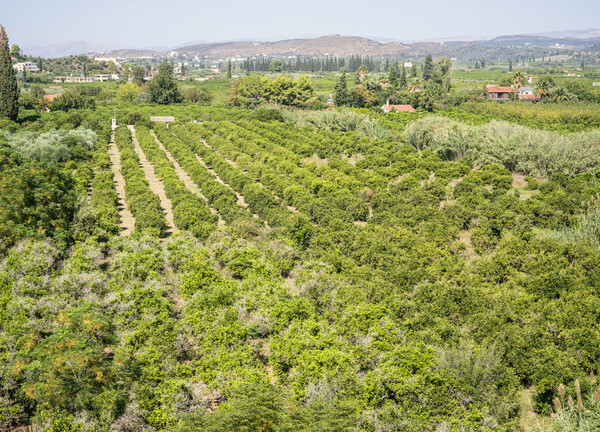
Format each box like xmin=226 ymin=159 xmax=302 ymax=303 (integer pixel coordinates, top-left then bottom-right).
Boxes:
xmin=173 ymin=35 xmax=413 ymax=58
xmin=92 ymin=48 xmax=163 ymax=58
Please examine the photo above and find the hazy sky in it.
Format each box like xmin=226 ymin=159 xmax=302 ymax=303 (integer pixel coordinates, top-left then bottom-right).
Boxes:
xmin=2 ymin=0 xmax=599 ymax=48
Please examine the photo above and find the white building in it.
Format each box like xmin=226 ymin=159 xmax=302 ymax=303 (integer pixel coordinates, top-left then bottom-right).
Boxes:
xmin=54 ymin=76 xmax=96 ymax=83
xmin=518 ymin=85 xmax=533 ymax=95
xmin=403 ymin=62 xmax=413 ymax=68
xmin=14 ymin=62 xmax=39 ymax=72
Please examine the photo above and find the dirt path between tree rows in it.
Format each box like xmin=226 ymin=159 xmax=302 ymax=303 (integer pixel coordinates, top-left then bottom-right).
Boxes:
xmin=149 ymin=131 xmax=224 ymax=227
xmin=128 ymin=125 xmax=176 ymax=234
xmin=108 ymin=127 xmax=135 ymax=236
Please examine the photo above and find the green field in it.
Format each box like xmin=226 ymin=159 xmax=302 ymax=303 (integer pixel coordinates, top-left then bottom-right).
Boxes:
xmin=3 ymin=52 xmax=600 ymax=431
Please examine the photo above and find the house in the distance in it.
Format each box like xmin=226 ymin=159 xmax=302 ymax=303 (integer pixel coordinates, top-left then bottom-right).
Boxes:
xmin=520 ymin=94 xmax=541 ymax=103
xmin=482 ymin=84 xmax=541 ymax=103
xmin=14 ymin=62 xmax=39 ymax=72
xmin=486 ymin=85 xmax=516 ymax=101
xmin=518 ymin=85 xmax=533 ymax=95
xmin=382 ymin=101 xmax=417 ymax=113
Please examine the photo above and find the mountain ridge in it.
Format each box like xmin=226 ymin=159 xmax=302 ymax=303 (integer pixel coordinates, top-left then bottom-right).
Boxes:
xmin=19 ymin=29 xmax=600 ymax=58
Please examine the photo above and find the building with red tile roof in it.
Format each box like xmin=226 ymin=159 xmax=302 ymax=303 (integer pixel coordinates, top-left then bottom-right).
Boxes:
xmin=382 ymin=102 xmax=417 ymax=113
xmin=486 ymin=86 xmax=516 ymax=101
xmin=520 ymin=94 xmax=541 ymax=103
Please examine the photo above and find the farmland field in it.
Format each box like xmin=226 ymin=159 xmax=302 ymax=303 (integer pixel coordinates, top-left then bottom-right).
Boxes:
xmin=3 ymin=17 xmax=600 ymax=428
xmin=4 ymin=98 xmax=600 ymax=431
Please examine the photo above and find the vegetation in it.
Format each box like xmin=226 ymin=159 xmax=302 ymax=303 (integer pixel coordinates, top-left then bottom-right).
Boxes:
xmin=148 ymin=62 xmax=182 ymax=105
xmin=228 ymin=74 xmax=316 ymax=108
xmin=0 ymin=25 xmax=19 ymax=120
xmin=0 ymin=44 xmax=600 ymax=431
xmin=114 ymin=125 xmax=169 ymax=236
xmin=405 ymin=116 xmax=600 ymax=178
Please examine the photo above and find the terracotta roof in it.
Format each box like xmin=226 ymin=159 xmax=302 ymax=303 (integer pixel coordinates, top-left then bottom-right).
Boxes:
xmin=520 ymin=94 xmax=541 ymax=100
xmin=44 ymin=94 xmax=62 ymax=101
xmin=486 ymin=86 xmax=515 ymax=93
xmin=383 ymin=104 xmax=417 ymax=112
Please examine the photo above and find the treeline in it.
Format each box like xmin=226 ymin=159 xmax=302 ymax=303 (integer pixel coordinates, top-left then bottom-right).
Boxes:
xmin=240 ymin=55 xmax=411 ymax=73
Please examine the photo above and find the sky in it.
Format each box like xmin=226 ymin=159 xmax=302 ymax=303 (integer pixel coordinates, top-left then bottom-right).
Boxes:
xmin=2 ymin=0 xmax=599 ymax=49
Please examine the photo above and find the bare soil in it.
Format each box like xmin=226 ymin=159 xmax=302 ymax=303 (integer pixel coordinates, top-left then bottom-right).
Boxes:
xmin=149 ymin=131 xmax=224 ymax=226
xmin=108 ymin=127 xmax=135 ymax=236
xmin=128 ymin=126 xmax=175 ymax=233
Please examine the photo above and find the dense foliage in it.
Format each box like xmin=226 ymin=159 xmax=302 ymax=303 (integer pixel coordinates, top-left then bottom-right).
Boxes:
xmin=0 ymin=25 xmax=19 ymax=121
xmin=2 ymin=87 xmax=600 ymax=431
xmin=229 ymin=75 xmax=316 ymax=108
xmin=405 ymin=116 xmax=600 ymax=178
xmin=3 ymin=128 xmax=97 ymax=162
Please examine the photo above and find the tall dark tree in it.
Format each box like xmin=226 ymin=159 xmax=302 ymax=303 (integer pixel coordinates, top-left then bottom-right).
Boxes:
xmin=508 ymin=59 xmax=513 ymax=72
xmin=227 ymin=59 xmax=232 ymax=79
xmin=148 ymin=62 xmax=182 ymax=104
xmin=388 ymin=63 xmax=397 ymax=89
xmin=410 ymin=62 xmax=418 ymax=78
xmin=399 ymin=64 xmax=407 ymax=89
xmin=333 ymin=70 xmax=349 ymax=106
xmin=0 ymin=25 xmax=19 ymax=121
xmin=423 ymin=55 xmax=434 ymax=80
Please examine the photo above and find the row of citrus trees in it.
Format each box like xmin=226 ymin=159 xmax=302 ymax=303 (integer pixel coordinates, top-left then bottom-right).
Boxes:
xmin=232 ymin=120 xmax=387 ymax=189
xmin=167 ymin=124 xmax=314 ymax=248
xmin=153 ymin=124 xmax=255 ymax=225
xmin=133 ymin=126 xmax=218 ymax=239
xmin=114 ymin=126 xmax=169 ymax=236
xmin=174 ymin=124 xmax=293 ymax=228
xmin=190 ymin=122 xmax=370 ymax=225
xmin=89 ymin=128 xmax=121 ymax=237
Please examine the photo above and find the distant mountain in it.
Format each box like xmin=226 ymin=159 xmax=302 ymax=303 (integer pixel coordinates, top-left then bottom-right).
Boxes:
xmin=26 ymin=28 xmax=600 ymax=61
xmin=472 ymin=34 xmax=600 ymax=49
xmin=173 ymin=35 xmax=413 ymax=58
xmin=22 ymin=41 xmax=124 ymax=58
xmin=529 ymin=28 xmax=600 ymax=39
xmin=586 ymin=44 xmax=600 ymax=52
xmin=93 ymin=49 xmax=164 ymax=59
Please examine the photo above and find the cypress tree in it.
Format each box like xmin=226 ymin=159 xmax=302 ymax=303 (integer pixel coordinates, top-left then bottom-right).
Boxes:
xmin=399 ymin=64 xmax=407 ymax=89
xmin=227 ymin=59 xmax=232 ymax=79
xmin=333 ymin=70 xmax=349 ymax=106
xmin=410 ymin=63 xmax=418 ymax=78
xmin=423 ymin=54 xmax=434 ymax=80
xmin=0 ymin=25 xmax=19 ymax=121
xmin=388 ymin=64 xmax=397 ymax=89
xmin=508 ymin=59 xmax=513 ymax=72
